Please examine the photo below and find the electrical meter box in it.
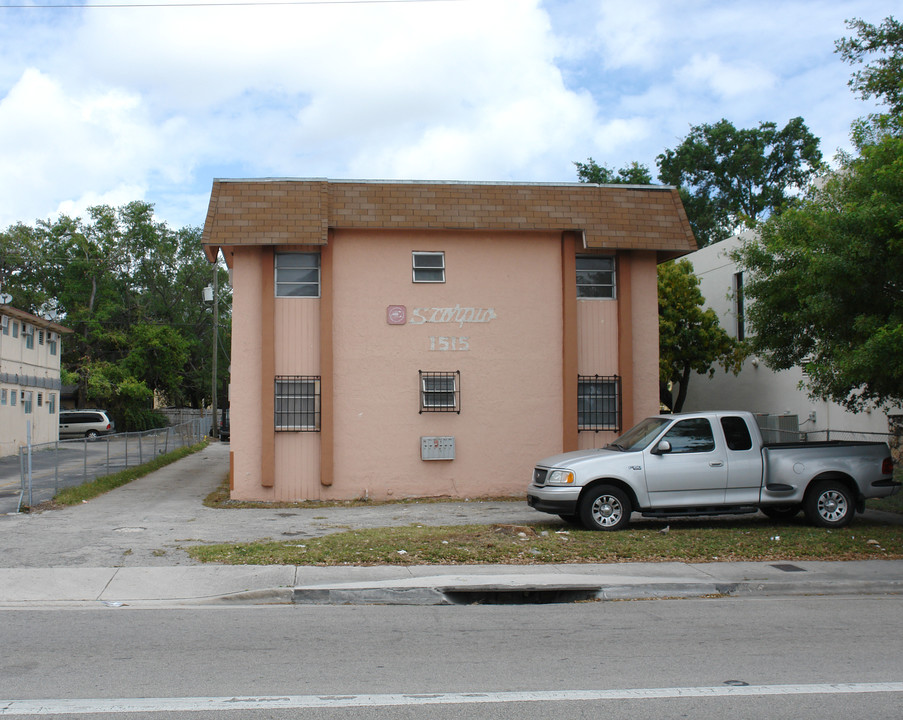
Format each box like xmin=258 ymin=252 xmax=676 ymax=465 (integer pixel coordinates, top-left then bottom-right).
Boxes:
xmin=421 ymin=436 xmax=455 ymax=461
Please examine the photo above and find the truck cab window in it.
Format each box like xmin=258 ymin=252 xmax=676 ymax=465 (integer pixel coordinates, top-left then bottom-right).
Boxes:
xmin=662 ymin=418 xmax=715 ymax=454
xmin=721 ymin=416 xmax=753 ymax=451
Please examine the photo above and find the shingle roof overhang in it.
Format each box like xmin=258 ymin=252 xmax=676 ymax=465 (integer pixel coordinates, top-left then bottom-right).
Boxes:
xmin=201 ymin=178 xmax=697 ymax=265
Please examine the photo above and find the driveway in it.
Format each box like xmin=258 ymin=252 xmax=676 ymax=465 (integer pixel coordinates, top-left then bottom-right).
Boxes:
xmin=0 ymin=442 xmax=542 ymax=568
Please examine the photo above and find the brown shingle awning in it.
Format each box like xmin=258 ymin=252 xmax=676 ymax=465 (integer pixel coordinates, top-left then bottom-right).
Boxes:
xmin=202 ymin=179 xmax=696 ymax=263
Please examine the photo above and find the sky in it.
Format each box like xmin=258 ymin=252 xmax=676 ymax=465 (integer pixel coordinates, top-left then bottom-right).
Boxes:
xmin=0 ymin=0 xmax=898 ymax=232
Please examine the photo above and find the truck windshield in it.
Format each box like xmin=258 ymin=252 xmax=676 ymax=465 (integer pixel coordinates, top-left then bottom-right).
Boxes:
xmin=606 ymin=417 xmax=670 ymax=451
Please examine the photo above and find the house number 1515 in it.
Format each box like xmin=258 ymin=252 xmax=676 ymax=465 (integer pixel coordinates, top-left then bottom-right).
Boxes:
xmin=429 ymin=336 xmax=470 ymax=351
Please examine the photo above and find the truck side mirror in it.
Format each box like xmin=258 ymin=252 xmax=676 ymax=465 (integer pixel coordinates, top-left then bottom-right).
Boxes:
xmin=652 ymin=440 xmax=672 ymax=455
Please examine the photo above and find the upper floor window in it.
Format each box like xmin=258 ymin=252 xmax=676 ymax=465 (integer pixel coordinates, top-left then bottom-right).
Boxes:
xmin=412 ymin=251 xmax=445 ymax=283
xmin=48 ymin=334 xmax=58 ymax=355
xmin=12 ymin=321 xmax=19 ymax=338
xmin=24 ymin=325 xmax=34 ymax=349
xmin=577 ymin=255 xmax=616 ymax=298
xmin=734 ymin=271 xmax=745 ymax=341
xmin=1 ymin=316 xmax=8 ymax=335
xmin=275 ymin=252 xmax=320 ymax=297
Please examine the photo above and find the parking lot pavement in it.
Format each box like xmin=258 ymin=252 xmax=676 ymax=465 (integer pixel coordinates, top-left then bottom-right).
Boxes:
xmin=0 ymin=441 xmax=544 ymax=568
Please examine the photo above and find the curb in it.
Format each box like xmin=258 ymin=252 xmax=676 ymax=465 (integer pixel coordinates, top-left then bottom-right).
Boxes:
xmin=288 ymin=579 xmax=903 ymax=606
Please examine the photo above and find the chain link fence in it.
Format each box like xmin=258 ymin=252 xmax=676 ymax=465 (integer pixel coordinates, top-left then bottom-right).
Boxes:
xmin=17 ymin=418 xmax=207 ymax=511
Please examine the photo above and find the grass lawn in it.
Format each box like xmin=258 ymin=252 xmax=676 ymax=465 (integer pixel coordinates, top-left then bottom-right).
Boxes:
xmin=186 ymin=515 xmax=903 ymax=566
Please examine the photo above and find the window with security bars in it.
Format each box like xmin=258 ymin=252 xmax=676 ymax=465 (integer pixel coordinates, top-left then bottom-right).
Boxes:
xmin=419 ymin=371 xmax=460 ymax=413
xmin=577 ymin=375 xmax=621 ymax=431
xmin=275 ymin=376 xmax=321 ymax=431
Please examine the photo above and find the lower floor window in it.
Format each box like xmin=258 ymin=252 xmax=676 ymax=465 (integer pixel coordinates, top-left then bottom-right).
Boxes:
xmin=419 ymin=370 xmax=460 ymax=413
xmin=578 ymin=375 xmax=621 ymax=432
xmin=275 ymin=376 xmax=321 ymax=431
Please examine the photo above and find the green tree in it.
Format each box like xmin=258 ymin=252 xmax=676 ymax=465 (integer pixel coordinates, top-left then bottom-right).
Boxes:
xmin=658 ymin=259 xmax=745 ymax=412
xmin=735 ymin=133 xmax=903 ymax=411
xmin=657 ymin=118 xmax=824 ymax=247
xmin=574 ymin=158 xmax=653 ymax=184
xmin=0 ymin=203 xmax=230 ymax=429
xmin=836 ymin=15 xmax=903 ymax=137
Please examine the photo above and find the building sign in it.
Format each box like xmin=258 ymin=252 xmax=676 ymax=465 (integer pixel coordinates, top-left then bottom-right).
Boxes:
xmin=386 ymin=305 xmax=407 ymax=325
xmin=409 ymin=305 xmax=497 ymax=328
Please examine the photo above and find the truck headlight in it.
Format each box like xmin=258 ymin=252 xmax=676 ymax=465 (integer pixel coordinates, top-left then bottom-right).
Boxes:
xmin=547 ymin=470 xmax=575 ymax=485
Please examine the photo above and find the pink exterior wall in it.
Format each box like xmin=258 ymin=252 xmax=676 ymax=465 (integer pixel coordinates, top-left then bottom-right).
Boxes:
xmin=228 ymin=246 xmax=267 ymax=499
xmin=327 ymin=229 xmax=564 ymax=499
xmin=226 ymin=237 xmax=661 ymax=501
xmin=576 ymin=294 xmax=620 ymax=451
xmin=628 ymin=251 xmax=661 ymax=421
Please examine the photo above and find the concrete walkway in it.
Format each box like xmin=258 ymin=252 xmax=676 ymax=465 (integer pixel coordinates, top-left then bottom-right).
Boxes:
xmin=1 ymin=441 xmax=901 ymax=606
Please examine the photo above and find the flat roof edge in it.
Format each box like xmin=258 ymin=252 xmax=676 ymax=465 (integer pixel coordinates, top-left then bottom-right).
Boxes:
xmin=210 ymin=177 xmax=678 ymax=192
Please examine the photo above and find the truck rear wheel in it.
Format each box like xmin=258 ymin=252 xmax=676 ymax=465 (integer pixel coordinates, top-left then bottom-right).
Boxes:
xmin=804 ymin=481 xmax=855 ymax=528
xmin=579 ymin=485 xmax=631 ymax=531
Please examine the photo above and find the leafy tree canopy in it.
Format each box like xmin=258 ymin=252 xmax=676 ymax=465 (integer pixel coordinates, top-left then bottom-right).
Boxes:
xmin=574 ymin=159 xmax=653 ymax=185
xmin=656 ymin=118 xmax=824 ymax=247
xmin=735 ymin=133 xmax=903 ymax=410
xmin=836 ymin=15 xmax=903 ymax=137
xmin=0 ymin=202 xmax=229 ymax=429
xmin=658 ymin=259 xmax=745 ymax=412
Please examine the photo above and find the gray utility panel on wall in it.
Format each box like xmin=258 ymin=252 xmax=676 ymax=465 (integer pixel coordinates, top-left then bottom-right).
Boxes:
xmin=421 ymin=436 xmax=455 ymax=461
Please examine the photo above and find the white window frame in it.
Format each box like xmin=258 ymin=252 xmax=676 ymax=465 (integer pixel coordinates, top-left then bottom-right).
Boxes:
xmin=412 ymin=251 xmax=446 ymax=283
xmin=275 ymin=252 xmax=321 ymax=298
xmin=576 ymin=255 xmax=617 ymax=299
xmin=419 ymin=371 xmax=460 ymax=413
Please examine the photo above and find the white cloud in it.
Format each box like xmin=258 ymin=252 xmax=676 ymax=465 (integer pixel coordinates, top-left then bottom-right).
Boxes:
xmin=0 ymin=0 xmax=900 ymax=229
xmin=677 ymin=53 xmax=776 ymax=99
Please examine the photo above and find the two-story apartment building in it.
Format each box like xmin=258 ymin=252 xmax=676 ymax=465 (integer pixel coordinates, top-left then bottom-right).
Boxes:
xmin=201 ymin=179 xmax=696 ymax=501
xmin=0 ymin=305 xmax=70 ymax=457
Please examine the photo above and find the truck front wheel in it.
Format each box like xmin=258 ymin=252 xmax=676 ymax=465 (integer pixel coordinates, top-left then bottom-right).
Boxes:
xmin=579 ymin=485 xmax=632 ymax=531
xmin=804 ymin=481 xmax=855 ymax=528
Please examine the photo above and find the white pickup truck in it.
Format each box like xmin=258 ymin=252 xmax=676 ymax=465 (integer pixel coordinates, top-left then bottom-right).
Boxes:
xmin=527 ymin=411 xmax=899 ymax=530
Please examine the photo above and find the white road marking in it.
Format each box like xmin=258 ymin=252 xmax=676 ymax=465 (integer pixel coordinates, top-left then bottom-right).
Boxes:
xmin=2 ymin=683 xmax=903 ymax=715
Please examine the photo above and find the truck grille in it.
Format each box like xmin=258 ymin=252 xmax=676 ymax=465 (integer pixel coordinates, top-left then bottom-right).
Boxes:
xmin=533 ymin=468 xmax=548 ymax=486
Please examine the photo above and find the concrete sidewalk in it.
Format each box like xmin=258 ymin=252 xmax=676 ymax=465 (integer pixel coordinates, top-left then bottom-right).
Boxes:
xmin=0 ymin=441 xmax=901 ymax=606
xmin=1 ymin=559 xmax=901 ymax=607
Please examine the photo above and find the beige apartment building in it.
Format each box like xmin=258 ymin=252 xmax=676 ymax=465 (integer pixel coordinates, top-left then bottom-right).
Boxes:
xmin=0 ymin=305 xmax=70 ymax=457
xmin=202 ymin=179 xmax=695 ymax=501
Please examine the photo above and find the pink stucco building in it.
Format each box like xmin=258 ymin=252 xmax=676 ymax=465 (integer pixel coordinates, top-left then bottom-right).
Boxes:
xmin=202 ymin=179 xmax=695 ymax=501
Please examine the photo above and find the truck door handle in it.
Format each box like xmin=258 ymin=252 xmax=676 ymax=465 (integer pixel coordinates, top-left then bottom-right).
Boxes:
xmin=709 ymin=461 xmax=724 ymax=467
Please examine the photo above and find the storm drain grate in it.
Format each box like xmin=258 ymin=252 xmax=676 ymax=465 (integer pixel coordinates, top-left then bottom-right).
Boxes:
xmin=442 ymin=587 xmax=601 ymax=605
xmin=771 ymin=564 xmax=807 ymax=573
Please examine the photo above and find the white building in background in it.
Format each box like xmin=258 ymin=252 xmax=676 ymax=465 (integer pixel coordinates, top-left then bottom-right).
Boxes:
xmin=0 ymin=304 xmax=71 ymax=457
xmin=681 ymin=232 xmax=896 ymax=438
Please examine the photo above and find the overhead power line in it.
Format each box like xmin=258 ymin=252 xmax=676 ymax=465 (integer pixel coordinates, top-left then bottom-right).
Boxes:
xmin=2 ymin=0 xmax=463 ymax=8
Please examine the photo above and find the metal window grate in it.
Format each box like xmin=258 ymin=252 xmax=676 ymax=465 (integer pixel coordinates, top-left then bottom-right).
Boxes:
xmin=419 ymin=370 xmax=460 ymax=413
xmin=275 ymin=376 xmax=321 ymax=431
xmin=577 ymin=375 xmax=621 ymax=432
